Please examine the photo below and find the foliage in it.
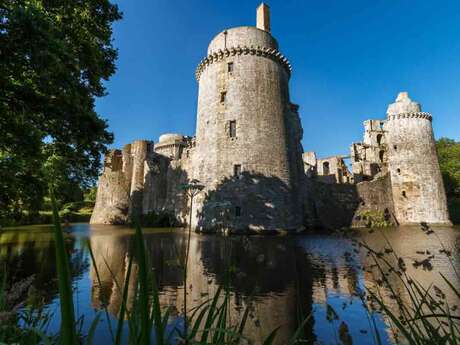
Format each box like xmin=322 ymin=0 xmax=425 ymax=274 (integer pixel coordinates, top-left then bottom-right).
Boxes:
xmin=0 ymin=274 xmax=52 ymax=344
xmin=436 ymin=138 xmax=460 ymax=198
xmin=436 ymin=138 xmax=460 ymax=223
xmin=84 ymin=187 xmax=98 ymax=203
xmin=0 ymin=0 xmax=122 ymax=219
xmin=356 ymin=210 xmax=392 ymax=228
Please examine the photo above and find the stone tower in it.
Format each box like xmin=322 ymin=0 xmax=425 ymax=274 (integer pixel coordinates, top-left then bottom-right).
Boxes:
xmin=385 ymin=92 xmax=450 ymax=225
xmin=192 ymin=4 xmax=304 ymax=232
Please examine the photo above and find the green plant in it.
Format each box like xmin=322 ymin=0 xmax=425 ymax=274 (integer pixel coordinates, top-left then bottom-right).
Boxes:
xmin=356 ymin=229 xmax=460 ymax=345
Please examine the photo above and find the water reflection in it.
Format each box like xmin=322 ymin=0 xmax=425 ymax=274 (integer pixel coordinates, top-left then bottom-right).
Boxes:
xmin=0 ymin=225 xmax=458 ymax=344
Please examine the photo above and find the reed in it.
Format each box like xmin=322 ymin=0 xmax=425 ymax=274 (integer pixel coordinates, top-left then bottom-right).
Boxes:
xmin=357 ymin=227 xmax=460 ymax=345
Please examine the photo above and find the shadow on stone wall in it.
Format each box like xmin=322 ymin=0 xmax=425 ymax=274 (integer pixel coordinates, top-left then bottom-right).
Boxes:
xmin=195 ymin=172 xmax=301 ymax=233
xmin=304 ymin=174 xmax=396 ymax=229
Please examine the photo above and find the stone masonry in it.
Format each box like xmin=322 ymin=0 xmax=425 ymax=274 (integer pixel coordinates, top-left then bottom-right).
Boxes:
xmin=91 ymin=5 xmax=451 ymax=230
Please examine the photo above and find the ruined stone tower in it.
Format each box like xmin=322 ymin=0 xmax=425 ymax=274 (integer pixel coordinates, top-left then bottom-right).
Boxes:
xmin=192 ymin=4 xmax=304 ymax=232
xmin=385 ymin=92 xmax=450 ymax=225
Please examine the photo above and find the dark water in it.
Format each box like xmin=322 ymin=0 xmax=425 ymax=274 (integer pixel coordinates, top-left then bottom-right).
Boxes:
xmin=1 ymin=224 xmax=459 ymax=344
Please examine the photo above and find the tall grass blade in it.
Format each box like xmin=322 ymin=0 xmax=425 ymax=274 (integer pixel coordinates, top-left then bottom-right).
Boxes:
xmin=441 ymin=273 xmax=460 ymax=300
xmin=86 ymin=312 xmax=102 ymax=345
xmin=115 ymin=250 xmax=134 ymax=345
xmin=367 ymin=289 xmax=416 ymax=344
xmin=262 ymin=326 xmax=281 ymax=345
xmin=149 ymin=266 xmax=164 ymax=345
xmin=189 ymin=305 xmax=210 ymax=340
xmin=49 ymin=186 xmax=78 ymax=345
xmin=133 ymin=222 xmax=151 ymax=345
xmin=237 ymin=304 xmax=250 ymax=338
xmin=212 ymin=293 xmax=228 ymax=344
xmin=200 ymin=285 xmax=223 ymax=343
xmin=287 ymin=314 xmax=312 ymax=345
xmin=86 ymin=240 xmax=115 ymax=343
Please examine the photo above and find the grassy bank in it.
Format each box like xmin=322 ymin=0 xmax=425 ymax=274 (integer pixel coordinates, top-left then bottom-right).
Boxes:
xmin=0 ymin=201 xmax=93 ymax=227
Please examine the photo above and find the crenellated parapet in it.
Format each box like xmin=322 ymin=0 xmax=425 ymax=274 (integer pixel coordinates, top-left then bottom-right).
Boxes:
xmin=387 ymin=112 xmax=432 ymax=121
xmin=195 ymin=45 xmax=292 ymax=81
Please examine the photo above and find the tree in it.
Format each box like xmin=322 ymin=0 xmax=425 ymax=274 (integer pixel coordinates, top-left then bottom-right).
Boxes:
xmin=436 ymin=138 xmax=460 ymax=197
xmin=0 ymin=1 xmax=122 ymax=218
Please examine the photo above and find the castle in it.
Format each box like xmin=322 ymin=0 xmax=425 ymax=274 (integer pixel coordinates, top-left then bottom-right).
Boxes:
xmin=91 ymin=4 xmax=451 ymax=231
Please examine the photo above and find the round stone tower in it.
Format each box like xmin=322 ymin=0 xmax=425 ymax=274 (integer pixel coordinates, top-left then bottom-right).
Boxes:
xmin=385 ymin=92 xmax=450 ymax=225
xmin=192 ymin=4 xmax=302 ymax=232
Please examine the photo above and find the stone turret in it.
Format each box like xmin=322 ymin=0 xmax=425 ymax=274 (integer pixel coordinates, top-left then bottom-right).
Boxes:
xmin=192 ymin=4 xmax=303 ymax=232
xmin=385 ymin=92 xmax=450 ymax=225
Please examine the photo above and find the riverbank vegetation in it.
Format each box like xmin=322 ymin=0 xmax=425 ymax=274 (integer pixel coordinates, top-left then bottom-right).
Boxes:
xmin=436 ymin=138 xmax=460 ymax=224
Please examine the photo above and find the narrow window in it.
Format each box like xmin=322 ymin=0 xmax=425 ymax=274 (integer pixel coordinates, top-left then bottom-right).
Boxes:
xmin=227 ymin=62 xmax=234 ymax=73
xmin=402 ymin=191 xmax=407 ymax=198
xmin=234 ymin=164 xmax=242 ymax=177
xmin=220 ymin=91 xmax=227 ymax=103
xmin=396 ymin=168 xmax=401 ymax=174
xmin=235 ymin=206 xmax=241 ymax=217
xmin=377 ymin=134 xmax=383 ymax=145
xmin=229 ymin=120 xmax=236 ymax=138
xmin=323 ymin=161 xmax=330 ymax=175
xmin=379 ymin=150 xmax=385 ymax=162
xmin=393 ymin=145 xmax=397 ymax=151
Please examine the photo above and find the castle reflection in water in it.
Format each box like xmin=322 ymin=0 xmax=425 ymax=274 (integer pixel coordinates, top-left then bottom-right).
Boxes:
xmin=0 ymin=225 xmax=459 ymax=344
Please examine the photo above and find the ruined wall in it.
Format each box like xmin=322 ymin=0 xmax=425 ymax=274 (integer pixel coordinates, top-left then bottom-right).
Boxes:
xmin=90 ymin=150 xmax=130 ymax=224
xmin=303 ymin=174 xmax=395 ymax=229
xmin=192 ymin=25 xmax=303 ymax=232
xmin=316 ymin=156 xmax=352 ymax=184
xmin=385 ymin=93 xmax=451 ymax=225
xmin=90 ymin=140 xmax=153 ymax=224
xmin=350 ymin=119 xmax=387 ymax=182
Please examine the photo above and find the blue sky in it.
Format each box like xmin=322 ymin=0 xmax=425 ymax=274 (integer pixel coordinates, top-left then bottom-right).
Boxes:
xmin=96 ymin=0 xmax=460 ymax=158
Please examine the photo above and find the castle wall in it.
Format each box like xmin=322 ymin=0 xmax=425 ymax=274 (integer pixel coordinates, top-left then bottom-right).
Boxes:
xmin=303 ymin=174 xmax=395 ymax=229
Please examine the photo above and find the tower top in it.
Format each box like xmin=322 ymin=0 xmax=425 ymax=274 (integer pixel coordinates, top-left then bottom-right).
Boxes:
xmin=257 ymin=3 xmax=270 ymax=32
xmin=387 ymin=91 xmax=421 ymax=115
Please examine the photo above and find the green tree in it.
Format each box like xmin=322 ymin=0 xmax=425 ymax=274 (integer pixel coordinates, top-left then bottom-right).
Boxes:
xmin=436 ymin=138 xmax=460 ymax=197
xmin=436 ymin=137 xmax=460 ymax=223
xmin=0 ymin=0 xmax=122 ymax=219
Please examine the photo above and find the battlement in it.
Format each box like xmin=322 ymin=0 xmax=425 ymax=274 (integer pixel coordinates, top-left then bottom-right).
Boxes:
xmin=195 ymin=45 xmax=291 ymax=81
xmin=387 ymin=112 xmax=432 ymax=121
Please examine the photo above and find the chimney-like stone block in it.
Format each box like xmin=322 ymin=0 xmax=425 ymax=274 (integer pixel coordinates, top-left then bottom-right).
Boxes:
xmin=257 ymin=3 xmax=270 ymax=32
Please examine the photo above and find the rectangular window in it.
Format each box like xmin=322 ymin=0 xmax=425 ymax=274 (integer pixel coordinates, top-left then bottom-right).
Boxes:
xmin=227 ymin=62 xmax=234 ymax=73
xmin=220 ymin=91 xmax=227 ymax=103
xmin=234 ymin=164 xmax=242 ymax=177
xmin=235 ymin=206 xmax=241 ymax=217
xmin=229 ymin=120 xmax=236 ymax=138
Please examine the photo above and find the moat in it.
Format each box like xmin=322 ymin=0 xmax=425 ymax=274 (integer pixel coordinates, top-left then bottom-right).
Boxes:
xmin=2 ymin=224 xmax=459 ymax=344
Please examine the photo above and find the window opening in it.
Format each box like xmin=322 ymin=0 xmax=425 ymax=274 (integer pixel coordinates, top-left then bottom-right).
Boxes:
xmin=234 ymin=164 xmax=242 ymax=177
xmin=220 ymin=91 xmax=227 ymax=103
xmin=235 ymin=206 xmax=241 ymax=217
xmin=229 ymin=120 xmax=236 ymax=138
xmin=323 ymin=161 xmax=330 ymax=175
